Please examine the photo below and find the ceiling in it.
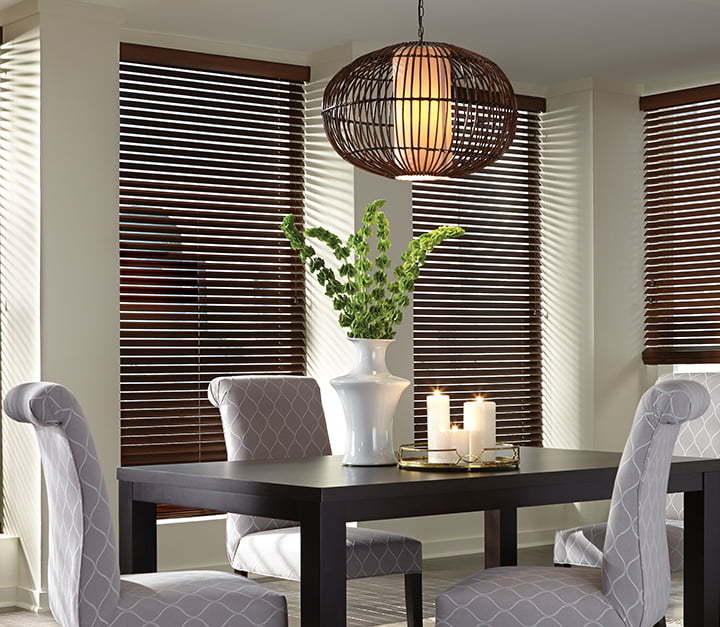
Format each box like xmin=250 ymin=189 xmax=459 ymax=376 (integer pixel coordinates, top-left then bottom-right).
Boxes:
xmin=10 ymin=0 xmax=720 ymax=86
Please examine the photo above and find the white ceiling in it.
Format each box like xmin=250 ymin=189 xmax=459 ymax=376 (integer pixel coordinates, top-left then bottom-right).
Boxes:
xmin=10 ymin=0 xmax=720 ymax=86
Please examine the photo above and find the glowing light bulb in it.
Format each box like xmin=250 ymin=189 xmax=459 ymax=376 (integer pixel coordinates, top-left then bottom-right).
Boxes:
xmin=392 ymin=46 xmax=452 ymax=178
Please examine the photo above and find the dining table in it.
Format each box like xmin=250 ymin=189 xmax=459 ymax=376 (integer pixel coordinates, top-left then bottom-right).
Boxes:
xmin=117 ymin=446 xmax=720 ymax=626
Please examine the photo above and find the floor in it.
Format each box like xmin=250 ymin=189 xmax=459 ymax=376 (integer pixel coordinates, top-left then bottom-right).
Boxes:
xmin=0 ymin=545 xmax=683 ymax=626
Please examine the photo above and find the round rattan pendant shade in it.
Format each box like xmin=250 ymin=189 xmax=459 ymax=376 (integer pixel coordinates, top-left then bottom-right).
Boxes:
xmin=322 ymin=41 xmax=518 ymax=180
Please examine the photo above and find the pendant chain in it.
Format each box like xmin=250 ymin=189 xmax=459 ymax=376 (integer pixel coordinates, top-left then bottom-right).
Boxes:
xmin=418 ymin=0 xmax=425 ymax=42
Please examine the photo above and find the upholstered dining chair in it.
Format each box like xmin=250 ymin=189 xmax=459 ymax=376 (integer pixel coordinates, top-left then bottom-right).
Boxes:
xmin=435 ymin=379 xmax=710 ymax=627
xmin=554 ymin=371 xmax=720 ymax=572
xmin=208 ymin=375 xmax=424 ymax=627
xmin=4 ymin=381 xmax=288 ymax=627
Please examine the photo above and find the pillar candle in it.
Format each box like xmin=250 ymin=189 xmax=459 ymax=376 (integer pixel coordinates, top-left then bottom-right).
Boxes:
xmin=426 ymin=389 xmax=450 ymax=432
xmin=464 ymin=397 xmax=496 ymax=461
xmin=432 ymin=425 xmax=468 ymax=463
xmin=427 ymin=390 xmax=452 ymax=463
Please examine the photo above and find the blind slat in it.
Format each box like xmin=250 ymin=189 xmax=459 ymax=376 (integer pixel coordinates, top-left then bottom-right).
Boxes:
xmin=119 ymin=44 xmax=306 ymax=521
xmin=412 ymin=103 xmax=544 ymax=446
xmin=643 ymin=88 xmax=720 ymax=364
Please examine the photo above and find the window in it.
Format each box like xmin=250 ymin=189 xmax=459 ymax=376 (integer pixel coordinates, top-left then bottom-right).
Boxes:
xmin=412 ymin=96 xmax=545 ymax=445
xmin=641 ymin=84 xmax=720 ymax=365
xmin=119 ymin=44 xmax=308 ymax=506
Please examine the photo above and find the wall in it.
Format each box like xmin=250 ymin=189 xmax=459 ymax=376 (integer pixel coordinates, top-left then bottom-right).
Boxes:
xmin=303 ymin=44 xmax=356 ymax=453
xmin=0 ymin=15 xmax=43 ymax=609
xmin=541 ymin=83 xmax=595 ymax=452
xmin=591 ymin=83 xmax=650 ymax=452
xmin=0 ymin=0 xmax=123 ymax=608
xmin=541 ymin=79 xmax=648 ymax=530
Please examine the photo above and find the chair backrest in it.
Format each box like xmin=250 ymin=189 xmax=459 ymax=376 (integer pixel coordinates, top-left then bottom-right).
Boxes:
xmin=658 ymin=371 xmax=720 ymax=520
xmin=208 ymin=376 xmax=332 ymax=545
xmin=602 ymin=379 xmax=709 ymax=627
xmin=3 ymin=382 xmax=120 ymax=627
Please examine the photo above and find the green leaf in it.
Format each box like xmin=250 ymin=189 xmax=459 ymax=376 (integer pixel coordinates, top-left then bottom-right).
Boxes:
xmin=280 ymin=200 xmax=464 ymax=338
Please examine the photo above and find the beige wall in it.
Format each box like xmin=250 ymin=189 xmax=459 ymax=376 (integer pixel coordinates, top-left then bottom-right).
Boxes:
xmin=0 ymin=0 xmax=123 ymax=608
xmin=0 ymin=15 xmax=43 ymax=610
xmin=1 ymin=0 xmax=719 ymax=610
xmin=591 ymin=84 xmax=651 ymax=452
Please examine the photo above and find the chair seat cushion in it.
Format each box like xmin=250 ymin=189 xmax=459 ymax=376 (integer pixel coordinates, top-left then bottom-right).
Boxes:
xmin=231 ymin=526 xmax=422 ymax=581
xmin=112 ymin=570 xmax=287 ymax=627
xmin=435 ymin=566 xmax=625 ymax=627
xmin=553 ymin=519 xmax=684 ymax=572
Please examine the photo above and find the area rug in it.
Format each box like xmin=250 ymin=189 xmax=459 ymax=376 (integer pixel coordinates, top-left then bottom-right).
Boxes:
xmin=378 ymin=619 xmax=682 ymax=627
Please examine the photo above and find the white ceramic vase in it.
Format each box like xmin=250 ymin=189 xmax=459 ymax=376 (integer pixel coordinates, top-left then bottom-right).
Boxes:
xmin=330 ymin=337 xmax=410 ymax=466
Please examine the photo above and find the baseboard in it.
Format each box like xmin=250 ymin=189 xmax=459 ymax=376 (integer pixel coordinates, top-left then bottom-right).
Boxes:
xmin=0 ymin=533 xmax=49 ymax=611
xmin=0 ymin=534 xmax=19 ymax=608
xmin=150 ymin=527 xmax=558 ymax=574
xmin=0 ymin=584 xmax=17 ymax=608
xmin=157 ymin=515 xmax=228 ymax=572
xmin=12 ymin=585 xmax=48 ymax=612
xmin=420 ymin=528 xmax=556 ymax=560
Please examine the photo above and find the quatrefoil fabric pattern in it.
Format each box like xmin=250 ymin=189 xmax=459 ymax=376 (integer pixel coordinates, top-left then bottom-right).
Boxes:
xmin=554 ymin=372 xmax=720 ymax=573
xmin=436 ymin=379 xmax=710 ymax=627
xmin=234 ymin=525 xmax=423 ymax=581
xmin=208 ymin=376 xmax=334 ymax=543
xmin=658 ymin=372 xmax=720 ymax=520
xmin=436 ymin=566 xmax=626 ymax=627
xmin=114 ymin=571 xmax=288 ymax=626
xmin=208 ymin=375 xmax=422 ymax=579
xmin=4 ymin=382 xmax=288 ymax=627
xmin=553 ymin=518 xmax=684 ymax=573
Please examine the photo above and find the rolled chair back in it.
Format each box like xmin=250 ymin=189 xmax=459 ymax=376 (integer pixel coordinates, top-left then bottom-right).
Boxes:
xmin=208 ymin=376 xmax=332 ymax=555
xmin=4 ymin=382 xmax=120 ymax=627
xmin=659 ymin=372 xmax=720 ymax=520
xmin=602 ymin=379 xmax=710 ymax=627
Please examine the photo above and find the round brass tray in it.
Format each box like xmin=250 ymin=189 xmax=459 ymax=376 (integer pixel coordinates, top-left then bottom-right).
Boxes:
xmin=397 ymin=443 xmax=520 ymax=471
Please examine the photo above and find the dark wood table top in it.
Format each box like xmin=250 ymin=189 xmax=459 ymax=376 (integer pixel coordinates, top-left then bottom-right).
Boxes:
xmin=117 ymin=446 xmax=720 ymax=626
xmin=116 ymin=446 xmax=715 ymax=516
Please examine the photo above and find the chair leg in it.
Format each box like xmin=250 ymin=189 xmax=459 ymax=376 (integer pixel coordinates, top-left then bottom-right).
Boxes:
xmin=404 ymin=572 xmax=422 ymax=627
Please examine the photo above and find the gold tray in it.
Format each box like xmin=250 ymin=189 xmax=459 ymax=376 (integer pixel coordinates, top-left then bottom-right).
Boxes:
xmin=397 ymin=443 xmax=520 ymax=471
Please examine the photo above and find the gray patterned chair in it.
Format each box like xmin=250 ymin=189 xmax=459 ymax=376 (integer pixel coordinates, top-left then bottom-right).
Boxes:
xmin=554 ymin=371 xmax=720 ymax=572
xmin=4 ymin=381 xmax=288 ymax=627
xmin=208 ymin=375 xmax=424 ymax=626
xmin=435 ymin=378 xmax=710 ymax=627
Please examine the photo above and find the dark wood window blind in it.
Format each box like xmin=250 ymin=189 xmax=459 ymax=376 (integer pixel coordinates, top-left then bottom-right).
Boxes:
xmin=119 ymin=44 xmax=308 ymax=507
xmin=412 ymin=96 xmax=545 ymax=446
xmin=641 ymin=84 xmax=720 ymax=365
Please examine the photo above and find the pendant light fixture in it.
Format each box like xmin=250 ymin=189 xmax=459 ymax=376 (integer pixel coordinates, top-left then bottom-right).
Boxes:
xmin=322 ymin=0 xmax=518 ymax=180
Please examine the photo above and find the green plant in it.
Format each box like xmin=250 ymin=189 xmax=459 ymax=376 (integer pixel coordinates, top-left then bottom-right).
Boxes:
xmin=281 ymin=199 xmax=465 ymax=339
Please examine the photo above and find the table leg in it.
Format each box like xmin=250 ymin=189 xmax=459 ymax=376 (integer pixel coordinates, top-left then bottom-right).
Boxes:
xmin=683 ymin=471 xmax=720 ymax=626
xmin=484 ymin=508 xmax=518 ymax=568
xmin=300 ymin=501 xmax=346 ymax=626
xmin=118 ymin=480 xmax=157 ymax=574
